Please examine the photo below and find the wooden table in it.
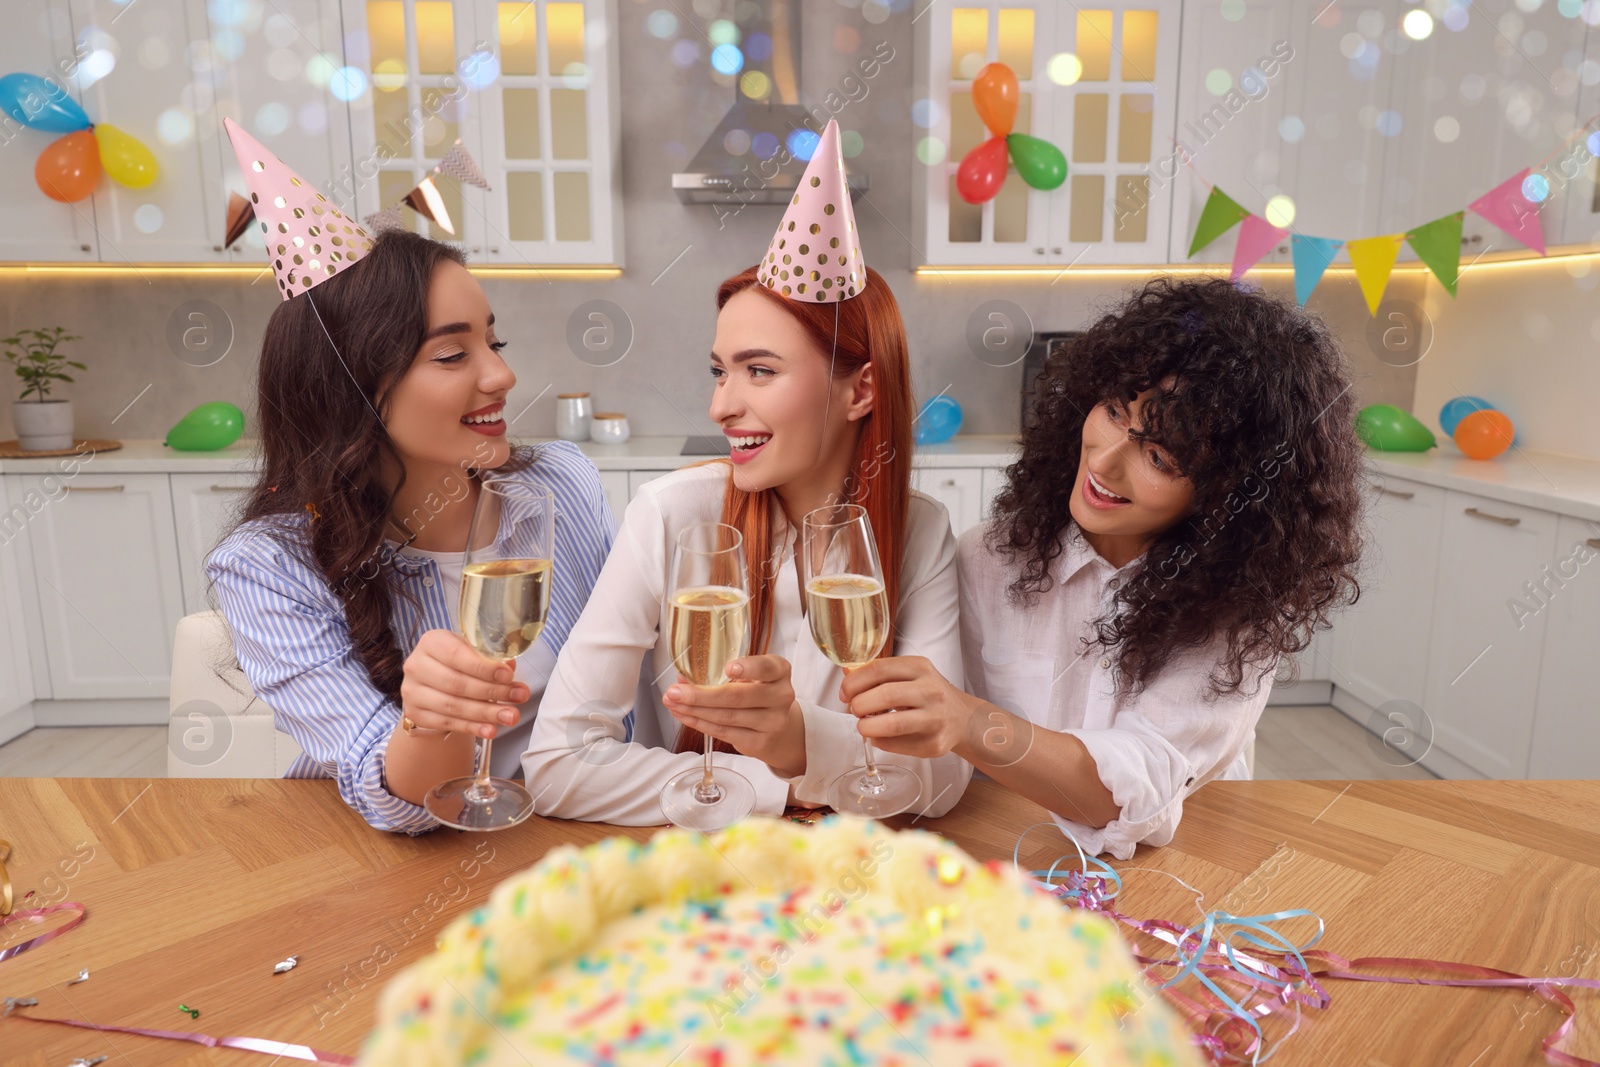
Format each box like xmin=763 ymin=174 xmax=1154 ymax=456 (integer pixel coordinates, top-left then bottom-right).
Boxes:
xmin=2 ymin=776 xmax=1598 ymax=1065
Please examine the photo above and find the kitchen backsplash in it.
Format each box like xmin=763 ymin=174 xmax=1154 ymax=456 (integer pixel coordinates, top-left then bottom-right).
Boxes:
xmin=0 ymin=6 xmax=1424 ymax=445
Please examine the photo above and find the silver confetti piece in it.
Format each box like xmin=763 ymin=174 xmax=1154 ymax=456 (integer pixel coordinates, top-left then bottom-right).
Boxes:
xmin=2 ymin=996 xmax=37 ymax=1018
xmin=272 ymin=954 xmax=299 ymax=974
xmin=66 ymin=968 xmax=89 ymax=985
xmin=67 ymin=1057 xmax=108 ymax=1066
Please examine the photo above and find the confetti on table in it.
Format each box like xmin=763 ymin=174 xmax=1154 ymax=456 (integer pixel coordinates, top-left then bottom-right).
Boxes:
xmin=66 ymin=968 xmax=89 ymax=985
xmin=67 ymin=1057 xmax=107 ymax=1066
xmin=2 ymin=997 xmax=37 ymax=1018
xmin=273 ymin=955 xmax=299 ymax=975
xmin=178 ymin=1004 xmax=200 ymax=1019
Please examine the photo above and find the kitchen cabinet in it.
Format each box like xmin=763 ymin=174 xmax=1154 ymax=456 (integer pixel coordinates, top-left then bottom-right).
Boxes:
xmin=916 ymin=0 xmax=1182 ymax=265
xmin=1422 ymin=489 xmax=1559 ymax=779
xmin=0 ymin=0 xmax=100 ymax=260
xmin=8 ymin=472 xmax=185 ymax=702
xmin=1566 ymin=28 xmax=1600 ymax=248
xmin=1527 ymin=515 xmax=1600 ymax=779
xmin=913 ymin=466 xmax=986 ymax=537
xmin=170 ymin=472 xmax=252 ymax=613
xmin=980 ymin=465 xmax=1009 ymax=528
xmin=66 ymin=0 xmax=228 ymax=261
xmin=0 ymin=479 xmax=37 ymax=721
xmin=1379 ymin=0 xmax=1593 ymax=260
xmin=596 ymin=469 xmax=629 ymax=526
xmin=340 ymin=0 xmax=624 ymax=265
xmin=1327 ymin=474 xmax=1445 ymax=711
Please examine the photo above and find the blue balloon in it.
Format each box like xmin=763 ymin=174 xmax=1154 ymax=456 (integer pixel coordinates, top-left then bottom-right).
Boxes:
xmin=914 ymin=395 xmax=963 ymax=446
xmin=1439 ymin=395 xmax=1494 ymax=437
xmin=0 ymin=73 xmax=91 ymax=132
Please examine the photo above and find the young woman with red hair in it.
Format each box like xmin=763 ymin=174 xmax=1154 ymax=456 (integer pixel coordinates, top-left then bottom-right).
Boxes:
xmin=520 ymin=262 xmax=973 ymax=823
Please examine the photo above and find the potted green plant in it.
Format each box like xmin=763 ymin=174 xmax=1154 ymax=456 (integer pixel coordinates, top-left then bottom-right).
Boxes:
xmin=5 ymin=327 xmax=85 ymax=451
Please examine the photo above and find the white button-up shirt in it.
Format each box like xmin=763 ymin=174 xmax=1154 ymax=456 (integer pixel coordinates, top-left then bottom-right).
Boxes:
xmin=523 ymin=462 xmax=974 ymax=824
xmin=957 ymin=522 xmax=1268 ymax=859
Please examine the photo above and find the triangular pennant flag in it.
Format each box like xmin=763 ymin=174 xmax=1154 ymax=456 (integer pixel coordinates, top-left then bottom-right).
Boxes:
xmin=402 ymin=176 xmax=455 ymax=234
xmin=1347 ymin=234 xmax=1405 ymax=315
xmin=1187 ymin=187 xmax=1250 ymax=258
xmin=1467 ymin=169 xmax=1546 ymax=255
xmin=363 ymin=205 xmax=405 ymax=233
xmin=433 ymin=139 xmax=491 ymax=191
xmin=1291 ymin=234 xmax=1343 ymax=306
xmin=223 ymin=191 xmax=254 ymax=250
xmin=1230 ymin=215 xmax=1290 ymax=281
xmin=1406 ymin=211 xmax=1463 ymax=296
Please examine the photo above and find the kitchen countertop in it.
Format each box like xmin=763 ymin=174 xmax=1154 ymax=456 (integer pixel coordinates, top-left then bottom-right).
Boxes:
xmin=7 ymin=436 xmax=1600 ymax=523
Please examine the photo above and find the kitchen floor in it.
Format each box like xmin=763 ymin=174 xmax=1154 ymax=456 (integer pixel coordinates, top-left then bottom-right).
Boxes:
xmin=0 ymin=705 xmax=1440 ymax=780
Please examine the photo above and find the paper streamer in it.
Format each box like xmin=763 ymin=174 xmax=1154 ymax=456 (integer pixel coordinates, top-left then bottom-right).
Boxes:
xmin=1230 ymin=215 xmax=1289 ymax=282
xmin=0 ymin=901 xmax=86 ymax=963
xmin=8 ymin=1011 xmax=354 ymax=1065
xmin=1290 ymin=234 xmax=1342 ymax=306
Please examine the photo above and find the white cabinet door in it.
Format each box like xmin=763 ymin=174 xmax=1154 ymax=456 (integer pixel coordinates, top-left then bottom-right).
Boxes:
xmin=66 ymin=0 xmax=228 ymax=261
xmin=1167 ymin=0 xmax=1298 ymax=264
xmin=1328 ymin=475 xmax=1445 ymax=709
xmin=0 ymin=0 xmax=100 ymax=260
xmin=18 ymin=473 xmax=185 ymax=700
xmin=627 ymin=469 xmax=671 ymax=498
xmin=1380 ymin=0 xmax=1589 ymax=258
xmin=170 ymin=473 xmax=253 ymax=614
xmin=914 ymin=468 xmax=985 ymax=537
xmin=1565 ymin=23 xmax=1600 ymax=248
xmin=0 ymin=479 xmax=37 ymax=717
xmin=1527 ymin=516 xmax=1600 ymax=779
xmin=596 ymin=470 xmax=629 ymax=526
xmin=1423 ymin=490 xmax=1560 ymax=778
xmin=209 ymin=0 xmax=357 ymax=261
xmin=979 ymin=465 xmax=1009 ymax=527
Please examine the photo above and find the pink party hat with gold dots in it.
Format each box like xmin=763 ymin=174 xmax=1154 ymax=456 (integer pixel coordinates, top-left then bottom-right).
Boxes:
xmin=223 ymin=118 xmax=374 ymax=300
xmin=756 ymin=120 xmax=866 ymax=303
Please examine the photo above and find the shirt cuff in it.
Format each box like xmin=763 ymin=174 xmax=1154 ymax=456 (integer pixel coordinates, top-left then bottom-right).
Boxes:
xmin=735 ymin=753 xmax=793 ymax=818
xmin=363 ymin=731 xmax=444 ymax=835
xmin=782 ymin=701 xmax=864 ymax=806
xmin=1056 ymin=727 xmax=1194 ymax=859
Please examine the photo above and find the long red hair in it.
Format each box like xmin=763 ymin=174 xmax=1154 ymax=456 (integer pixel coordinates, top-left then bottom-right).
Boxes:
xmin=675 ymin=264 xmax=914 ymax=755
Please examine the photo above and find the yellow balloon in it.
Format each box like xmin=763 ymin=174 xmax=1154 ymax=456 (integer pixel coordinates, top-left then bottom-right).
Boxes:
xmin=93 ymin=123 xmax=160 ymax=188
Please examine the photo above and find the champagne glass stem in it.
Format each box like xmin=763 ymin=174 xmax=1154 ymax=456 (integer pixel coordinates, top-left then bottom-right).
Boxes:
xmin=698 ymin=733 xmax=716 ymax=799
xmin=467 ymin=736 xmax=497 ymax=802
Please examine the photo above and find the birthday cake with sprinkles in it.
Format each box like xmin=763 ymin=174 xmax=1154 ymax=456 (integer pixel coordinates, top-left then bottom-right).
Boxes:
xmin=357 ymin=817 xmax=1201 ymax=1066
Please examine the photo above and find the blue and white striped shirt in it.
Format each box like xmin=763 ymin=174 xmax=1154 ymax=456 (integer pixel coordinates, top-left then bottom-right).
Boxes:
xmin=206 ymin=441 xmax=616 ymax=834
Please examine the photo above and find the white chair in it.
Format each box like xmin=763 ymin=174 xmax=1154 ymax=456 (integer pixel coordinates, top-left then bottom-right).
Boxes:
xmin=167 ymin=611 xmax=303 ymax=777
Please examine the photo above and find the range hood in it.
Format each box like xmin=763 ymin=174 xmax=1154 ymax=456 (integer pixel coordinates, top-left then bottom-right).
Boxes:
xmin=671 ymin=0 xmax=868 ymax=205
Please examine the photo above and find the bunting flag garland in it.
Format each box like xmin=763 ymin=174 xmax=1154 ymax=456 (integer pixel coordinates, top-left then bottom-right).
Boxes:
xmin=362 ymin=205 xmax=405 ymax=233
xmin=1187 ymin=186 xmax=1251 ymax=258
xmin=1230 ymin=215 xmax=1290 ymax=281
xmin=1405 ymin=211 xmax=1464 ymax=296
xmin=1346 ymin=234 xmax=1406 ymax=315
xmin=223 ymin=191 xmax=254 ymax=249
xmin=402 ymin=176 xmax=454 ymax=233
xmin=435 ymin=139 xmax=491 ymax=191
xmin=1467 ymin=169 xmax=1546 ymax=256
xmin=1291 ymin=234 xmax=1343 ymax=306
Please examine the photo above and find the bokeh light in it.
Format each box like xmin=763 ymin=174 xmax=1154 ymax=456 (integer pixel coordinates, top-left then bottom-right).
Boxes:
xmin=1434 ymin=115 xmax=1460 ymax=142
xmin=739 ymin=70 xmax=769 ymax=98
xmin=255 ymin=100 xmax=290 ymax=135
xmin=304 ymin=53 xmax=337 ymax=87
xmin=1376 ymin=109 xmax=1403 ymax=136
xmin=841 ymin=129 xmax=864 ymax=157
xmin=329 ymin=65 xmax=368 ymax=101
xmin=912 ymin=98 xmax=941 ymax=128
xmin=710 ymin=43 xmax=743 ymax=75
xmin=1046 ymin=53 xmax=1082 ymax=85
xmin=708 ymin=18 xmax=739 ymax=46
xmin=744 ymin=32 xmax=772 ymax=62
xmin=751 ymin=131 xmax=779 ymax=159
xmin=670 ymin=39 xmax=699 ymax=67
xmin=833 ymin=26 xmax=860 ymax=53
xmin=1220 ymin=0 xmax=1246 ymax=22
xmin=1521 ymin=172 xmax=1550 ymax=202
xmin=373 ymin=57 xmax=405 ymax=90
xmin=1279 ymin=115 xmax=1305 ymax=143
xmin=916 ymin=136 xmax=945 ymax=165
xmin=1205 ymin=68 xmax=1231 ymax=95
xmin=1402 ymin=9 xmax=1434 ymax=39
xmin=645 ymin=10 xmax=677 ymax=38
xmin=156 ymin=107 xmax=194 ymax=145
xmin=786 ymin=128 xmax=820 ymax=161
xmin=1264 ymin=195 xmax=1295 ymax=228
xmin=133 ymin=204 xmax=164 ymax=233
xmin=722 ymin=128 xmax=750 ymax=155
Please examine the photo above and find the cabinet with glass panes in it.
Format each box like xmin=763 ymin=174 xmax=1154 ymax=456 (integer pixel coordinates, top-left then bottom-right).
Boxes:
xmin=339 ymin=0 xmax=621 ymax=265
xmin=914 ymin=1 xmax=1181 ymax=266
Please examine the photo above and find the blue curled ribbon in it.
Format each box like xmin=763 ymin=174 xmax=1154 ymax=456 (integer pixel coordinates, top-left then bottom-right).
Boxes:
xmin=1012 ymin=821 xmax=1329 ymax=1065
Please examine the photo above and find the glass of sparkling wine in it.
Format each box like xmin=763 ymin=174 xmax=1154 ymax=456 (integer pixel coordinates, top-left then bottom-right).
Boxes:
xmin=424 ymin=479 xmax=553 ymax=831
xmin=801 ymin=503 xmax=922 ymax=818
xmin=658 ymin=522 xmax=758 ymax=831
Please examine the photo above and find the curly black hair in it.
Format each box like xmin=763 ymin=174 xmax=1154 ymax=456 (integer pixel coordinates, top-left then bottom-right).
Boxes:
xmin=989 ymin=276 xmax=1364 ymax=698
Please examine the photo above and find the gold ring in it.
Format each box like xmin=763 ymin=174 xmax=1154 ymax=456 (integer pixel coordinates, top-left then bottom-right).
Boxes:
xmin=401 ymin=715 xmax=417 ymax=734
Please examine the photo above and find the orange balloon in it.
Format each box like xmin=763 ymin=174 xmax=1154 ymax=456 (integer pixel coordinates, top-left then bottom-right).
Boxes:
xmin=972 ymin=62 xmax=1019 ymax=137
xmin=36 ymin=129 xmax=101 ymax=202
xmin=1454 ymin=409 xmax=1515 ymax=460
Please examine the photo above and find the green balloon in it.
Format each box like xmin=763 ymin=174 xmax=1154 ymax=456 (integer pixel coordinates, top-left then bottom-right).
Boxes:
xmin=1356 ymin=404 xmax=1436 ymax=452
xmin=1006 ymin=133 xmax=1068 ymax=191
xmin=166 ymin=401 xmax=245 ymax=451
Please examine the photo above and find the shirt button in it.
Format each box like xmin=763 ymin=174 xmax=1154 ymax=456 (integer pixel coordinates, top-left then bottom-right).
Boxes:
xmin=1099 ymin=657 xmax=1110 ymax=669
xmin=422 ymin=576 xmax=434 ymax=588
xmin=1108 ymin=578 xmax=1120 ymax=589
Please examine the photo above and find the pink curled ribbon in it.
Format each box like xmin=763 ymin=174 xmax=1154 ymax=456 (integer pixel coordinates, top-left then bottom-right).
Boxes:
xmin=0 ymin=902 xmax=87 ymax=964
xmin=5 ymin=1011 xmax=355 ymax=1065
xmin=1015 ymin=823 xmax=1600 ymax=1066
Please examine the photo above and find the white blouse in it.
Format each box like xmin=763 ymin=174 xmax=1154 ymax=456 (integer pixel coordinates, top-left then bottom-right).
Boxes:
xmin=523 ymin=462 xmax=974 ymax=824
xmin=957 ymin=521 xmax=1269 ymax=860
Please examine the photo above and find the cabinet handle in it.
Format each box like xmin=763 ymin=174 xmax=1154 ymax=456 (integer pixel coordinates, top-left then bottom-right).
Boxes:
xmin=1372 ymin=483 xmax=1414 ymax=499
xmin=941 ymin=478 xmax=957 ymax=488
xmin=209 ymin=484 xmax=249 ymax=493
xmin=1033 ymin=247 xmax=1045 ymax=255
xmin=63 ymin=485 xmax=124 ymax=493
xmin=1464 ymin=506 xmax=1520 ymax=526
xmin=1051 ymin=247 xmax=1062 ymax=254
xmin=1587 ymin=539 xmax=1600 ymax=550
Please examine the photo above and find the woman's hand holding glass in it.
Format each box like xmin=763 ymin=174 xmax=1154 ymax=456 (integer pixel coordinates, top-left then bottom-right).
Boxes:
xmin=837 ymin=655 xmax=979 ymax=760
xmin=664 ymin=654 xmax=806 ymax=778
xmin=400 ymin=629 xmax=529 ymax=737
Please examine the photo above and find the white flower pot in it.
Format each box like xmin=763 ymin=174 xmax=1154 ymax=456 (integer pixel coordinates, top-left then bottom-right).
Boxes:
xmin=12 ymin=399 xmax=74 ymax=451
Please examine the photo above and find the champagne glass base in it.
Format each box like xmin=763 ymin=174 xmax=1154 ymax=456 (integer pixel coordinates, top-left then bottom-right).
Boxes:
xmin=827 ymin=764 xmax=922 ymax=819
xmin=425 ymin=776 xmax=535 ymax=831
xmin=659 ymin=766 xmax=757 ymax=831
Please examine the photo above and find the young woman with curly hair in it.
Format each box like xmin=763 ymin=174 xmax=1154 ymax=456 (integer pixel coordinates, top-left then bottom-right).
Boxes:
xmin=841 ymin=277 xmax=1364 ymax=857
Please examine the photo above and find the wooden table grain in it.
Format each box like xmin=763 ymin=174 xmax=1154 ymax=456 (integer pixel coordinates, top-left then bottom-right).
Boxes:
xmin=1 ymin=776 xmax=1597 ymax=1066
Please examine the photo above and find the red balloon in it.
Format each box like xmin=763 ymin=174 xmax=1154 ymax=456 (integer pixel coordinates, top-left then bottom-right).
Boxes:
xmin=972 ymin=63 xmax=1019 ymax=137
xmin=36 ymin=129 xmax=101 ymax=202
xmin=956 ymin=136 xmax=1009 ymax=204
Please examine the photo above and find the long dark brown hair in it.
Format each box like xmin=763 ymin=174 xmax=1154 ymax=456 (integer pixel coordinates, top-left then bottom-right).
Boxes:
xmin=990 ymin=277 xmax=1364 ymax=697
xmin=218 ymin=229 xmax=534 ymax=703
